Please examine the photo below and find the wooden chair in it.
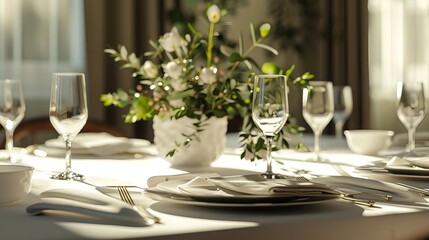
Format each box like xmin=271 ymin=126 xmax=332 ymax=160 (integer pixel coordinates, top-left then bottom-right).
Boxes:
xmin=0 ymin=118 xmax=128 ymax=148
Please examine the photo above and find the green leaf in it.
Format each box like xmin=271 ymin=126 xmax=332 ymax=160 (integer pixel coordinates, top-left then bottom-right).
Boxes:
xmin=220 ymin=45 xmax=233 ymax=56
xmin=259 ymin=23 xmax=271 ymax=38
xmin=285 ymin=65 xmax=296 ymax=78
xmin=243 ymin=60 xmax=253 ymax=70
xmin=229 ymin=52 xmax=244 ymax=62
xmin=255 ymin=137 xmax=264 ymax=151
xmin=245 ymin=57 xmax=260 ymax=71
xmin=240 ymin=151 xmax=246 ymax=159
xmin=238 ymin=32 xmax=244 ymax=55
xmin=256 ymin=43 xmax=278 ymax=55
xmin=149 ymin=40 xmax=158 ymax=49
xmin=250 ymin=23 xmax=256 ymax=44
xmin=167 ymin=89 xmax=196 ymax=100
xmin=230 ymin=79 xmax=236 ymax=89
xmin=120 ymin=45 xmax=128 ymax=59
xmin=187 ymin=22 xmax=198 ymax=35
xmin=166 ymin=149 xmax=175 ymax=157
xmin=104 ymin=49 xmax=117 ymax=55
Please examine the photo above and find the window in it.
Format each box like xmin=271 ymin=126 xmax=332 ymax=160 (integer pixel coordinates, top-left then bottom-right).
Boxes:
xmin=0 ymin=0 xmax=86 ymax=119
xmin=368 ymin=0 xmax=429 ymax=131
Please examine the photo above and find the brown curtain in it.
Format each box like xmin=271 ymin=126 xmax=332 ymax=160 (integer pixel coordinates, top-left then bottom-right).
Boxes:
xmin=325 ymin=0 xmax=370 ymax=130
xmin=275 ymin=0 xmax=369 ymax=133
xmin=84 ymin=0 xmax=170 ymax=140
xmin=83 ymin=0 xmax=369 ymax=139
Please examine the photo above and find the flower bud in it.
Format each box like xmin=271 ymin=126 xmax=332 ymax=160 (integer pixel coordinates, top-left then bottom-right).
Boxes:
xmin=207 ymin=5 xmax=221 ymax=23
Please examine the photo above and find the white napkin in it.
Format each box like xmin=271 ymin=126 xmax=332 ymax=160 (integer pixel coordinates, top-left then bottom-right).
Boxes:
xmin=147 ymin=172 xmax=221 ymax=188
xmin=41 ymin=132 xmax=151 ymax=157
xmin=206 ymin=174 xmax=340 ymax=196
xmin=26 ymin=187 xmax=150 ymax=226
xmin=148 ymin=173 xmax=339 ymax=197
xmin=403 ymin=148 xmax=429 ymax=168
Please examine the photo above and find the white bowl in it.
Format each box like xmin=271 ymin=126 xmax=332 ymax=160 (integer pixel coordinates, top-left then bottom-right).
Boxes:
xmin=344 ymin=130 xmax=394 ymax=155
xmin=0 ymin=165 xmax=34 ymax=205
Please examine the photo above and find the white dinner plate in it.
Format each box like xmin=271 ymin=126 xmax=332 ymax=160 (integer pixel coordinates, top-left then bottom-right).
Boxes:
xmin=385 ymin=156 xmax=429 ymax=178
xmin=145 ymin=176 xmax=339 ymax=208
xmin=144 ymin=191 xmax=336 ymax=208
xmin=37 ymin=132 xmax=151 ymax=157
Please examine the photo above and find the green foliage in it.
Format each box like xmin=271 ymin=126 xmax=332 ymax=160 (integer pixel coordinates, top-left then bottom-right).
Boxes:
xmin=101 ymin=4 xmax=313 ymax=160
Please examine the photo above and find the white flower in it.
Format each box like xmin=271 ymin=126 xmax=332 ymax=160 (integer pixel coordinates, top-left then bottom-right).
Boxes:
xmin=141 ymin=60 xmax=158 ymax=78
xmin=159 ymin=27 xmax=187 ymax=53
xmin=163 ymin=61 xmax=182 ymax=79
xmin=207 ymin=5 xmax=221 ymax=23
xmin=199 ymin=67 xmax=217 ymax=85
xmin=170 ymin=78 xmax=187 ymax=91
xmin=169 ymin=99 xmax=185 ymax=108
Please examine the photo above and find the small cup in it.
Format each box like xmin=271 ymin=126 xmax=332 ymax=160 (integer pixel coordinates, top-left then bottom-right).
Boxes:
xmin=344 ymin=130 xmax=394 ymax=155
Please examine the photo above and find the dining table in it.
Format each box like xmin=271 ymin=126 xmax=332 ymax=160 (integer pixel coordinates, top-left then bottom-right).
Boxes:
xmin=1 ymin=133 xmax=429 ymax=240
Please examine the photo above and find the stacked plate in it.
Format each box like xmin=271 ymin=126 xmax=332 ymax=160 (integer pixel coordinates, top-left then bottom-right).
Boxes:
xmin=145 ymin=174 xmax=341 ymax=208
xmin=385 ymin=148 xmax=429 ymax=177
xmin=35 ymin=132 xmax=152 ymax=157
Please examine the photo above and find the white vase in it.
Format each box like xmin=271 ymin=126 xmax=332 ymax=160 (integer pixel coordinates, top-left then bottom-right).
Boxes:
xmin=153 ymin=115 xmax=228 ymax=167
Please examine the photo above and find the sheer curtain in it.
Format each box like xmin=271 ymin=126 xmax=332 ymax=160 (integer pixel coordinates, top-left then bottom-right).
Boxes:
xmin=0 ymin=0 xmax=86 ymax=119
xmin=368 ymin=0 xmax=429 ymax=132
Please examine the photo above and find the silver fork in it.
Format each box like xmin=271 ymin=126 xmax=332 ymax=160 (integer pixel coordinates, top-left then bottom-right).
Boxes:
xmin=396 ymin=182 xmax=429 ymax=196
xmin=117 ymin=186 xmax=161 ymax=224
xmin=295 ymin=176 xmax=378 ymax=207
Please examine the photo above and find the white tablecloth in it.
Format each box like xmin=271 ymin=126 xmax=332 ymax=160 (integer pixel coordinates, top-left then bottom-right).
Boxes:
xmin=1 ymin=135 xmax=429 ymax=240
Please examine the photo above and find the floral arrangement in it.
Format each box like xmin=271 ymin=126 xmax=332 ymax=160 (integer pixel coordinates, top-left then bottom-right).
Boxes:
xmin=101 ymin=4 xmax=313 ymax=160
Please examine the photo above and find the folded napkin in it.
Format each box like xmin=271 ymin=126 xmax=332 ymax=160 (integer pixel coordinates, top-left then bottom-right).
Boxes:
xmin=147 ymin=172 xmax=221 ymax=188
xmin=402 ymin=148 xmax=429 ymax=168
xmin=151 ymin=173 xmax=339 ymax=197
xmin=27 ymin=187 xmax=151 ymax=226
xmin=41 ymin=132 xmax=151 ymax=157
xmin=206 ymin=174 xmax=340 ymax=196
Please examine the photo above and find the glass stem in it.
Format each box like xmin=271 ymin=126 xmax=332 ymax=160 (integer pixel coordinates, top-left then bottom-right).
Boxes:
xmin=314 ymin=130 xmax=321 ymax=153
xmin=65 ymin=138 xmax=72 ymax=172
xmin=5 ymin=129 xmax=14 ymax=162
xmin=265 ymin=136 xmax=274 ymax=175
xmin=335 ymin=122 xmax=344 ymax=138
xmin=408 ymin=127 xmax=416 ymax=151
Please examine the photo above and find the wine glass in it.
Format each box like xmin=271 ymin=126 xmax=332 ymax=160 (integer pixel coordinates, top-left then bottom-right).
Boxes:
xmin=302 ymin=81 xmax=334 ymax=159
xmin=333 ymin=85 xmax=353 ymax=138
xmin=252 ymin=75 xmax=289 ymax=179
xmin=396 ymin=81 xmax=426 ymax=152
xmin=49 ymin=73 xmax=88 ymax=180
xmin=0 ymin=79 xmax=26 ymax=163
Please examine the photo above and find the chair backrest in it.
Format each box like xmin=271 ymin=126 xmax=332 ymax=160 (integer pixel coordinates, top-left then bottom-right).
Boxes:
xmin=0 ymin=118 xmax=128 ymax=148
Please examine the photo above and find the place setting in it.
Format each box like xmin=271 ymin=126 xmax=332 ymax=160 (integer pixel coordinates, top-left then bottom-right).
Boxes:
xmin=33 ymin=132 xmax=152 ymax=159
xmin=384 ymin=148 xmax=429 ymax=177
xmin=144 ymin=173 xmax=341 ymax=208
